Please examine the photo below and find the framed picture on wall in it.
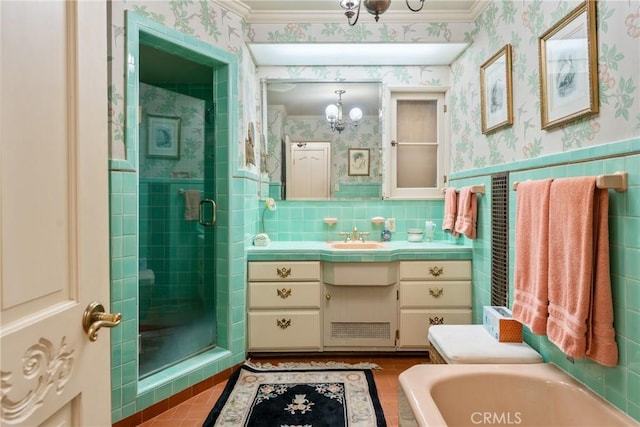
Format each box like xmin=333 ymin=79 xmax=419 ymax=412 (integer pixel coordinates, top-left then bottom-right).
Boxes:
xmin=147 ymin=115 xmax=181 ymax=158
xmin=348 ymin=148 xmax=370 ymax=176
xmin=539 ymin=0 xmax=598 ymax=130
xmin=480 ymin=44 xmax=513 ymax=134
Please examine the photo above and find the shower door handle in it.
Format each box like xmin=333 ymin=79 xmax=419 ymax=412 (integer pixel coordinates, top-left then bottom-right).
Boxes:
xmin=199 ymin=199 xmax=216 ymax=226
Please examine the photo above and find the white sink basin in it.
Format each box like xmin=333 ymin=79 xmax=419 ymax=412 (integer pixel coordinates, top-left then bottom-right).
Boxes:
xmin=327 ymin=241 xmax=387 ymax=250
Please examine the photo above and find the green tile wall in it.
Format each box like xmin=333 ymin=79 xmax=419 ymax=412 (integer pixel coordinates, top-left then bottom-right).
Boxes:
xmin=260 ymin=199 xmax=448 ymax=243
xmin=109 ymin=12 xmax=242 ymax=424
xmin=450 ymin=138 xmax=640 ymax=422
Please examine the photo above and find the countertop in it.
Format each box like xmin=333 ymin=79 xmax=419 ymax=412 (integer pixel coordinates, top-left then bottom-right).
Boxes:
xmin=247 ymin=240 xmax=472 ymax=262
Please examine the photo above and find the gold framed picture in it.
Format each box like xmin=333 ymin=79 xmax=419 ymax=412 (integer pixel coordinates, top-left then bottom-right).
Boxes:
xmin=348 ymin=148 xmax=370 ymax=176
xmin=480 ymin=44 xmax=513 ymax=134
xmin=539 ymin=0 xmax=598 ymax=130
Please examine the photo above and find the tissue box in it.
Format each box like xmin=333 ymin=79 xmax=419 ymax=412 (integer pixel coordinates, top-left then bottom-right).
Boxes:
xmin=483 ymin=306 xmax=522 ymax=342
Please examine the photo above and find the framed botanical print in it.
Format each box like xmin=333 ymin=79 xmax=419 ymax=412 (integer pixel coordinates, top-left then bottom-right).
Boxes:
xmin=539 ymin=0 xmax=598 ymax=130
xmin=480 ymin=44 xmax=513 ymax=134
xmin=147 ymin=115 xmax=181 ymax=158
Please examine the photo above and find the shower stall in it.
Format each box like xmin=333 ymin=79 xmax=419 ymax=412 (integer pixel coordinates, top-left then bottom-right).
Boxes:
xmin=137 ymin=44 xmax=217 ymax=379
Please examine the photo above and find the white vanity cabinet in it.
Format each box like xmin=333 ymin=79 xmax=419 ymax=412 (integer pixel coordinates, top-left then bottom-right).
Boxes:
xmin=247 ymin=261 xmax=321 ymax=351
xmin=398 ymin=260 xmax=472 ymax=349
xmin=322 ymin=262 xmax=398 ymax=350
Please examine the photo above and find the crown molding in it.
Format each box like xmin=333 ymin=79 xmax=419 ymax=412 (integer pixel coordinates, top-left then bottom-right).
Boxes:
xmin=222 ymin=1 xmax=490 ymax=24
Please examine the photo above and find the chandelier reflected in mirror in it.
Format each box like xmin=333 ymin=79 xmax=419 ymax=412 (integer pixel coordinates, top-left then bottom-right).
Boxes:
xmin=325 ymin=90 xmax=363 ymax=134
xmin=340 ymin=0 xmax=425 ymax=26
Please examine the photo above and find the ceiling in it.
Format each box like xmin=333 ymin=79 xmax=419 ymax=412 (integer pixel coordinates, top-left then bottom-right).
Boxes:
xmin=228 ymin=0 xmax=485 ymax=24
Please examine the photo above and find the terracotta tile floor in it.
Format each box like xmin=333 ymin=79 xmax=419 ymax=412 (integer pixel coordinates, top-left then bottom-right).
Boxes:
xmin=138 ymin=354 xmax=428 ymax=427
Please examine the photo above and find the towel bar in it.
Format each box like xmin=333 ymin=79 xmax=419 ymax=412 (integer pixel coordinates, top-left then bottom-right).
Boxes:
xmin=440 ymin=184 xmax=486 ymax=195
xmin=513 ymin=172 xmax=627 ymax=192
xmin=178 ymin=188 xmax=203 ymax=195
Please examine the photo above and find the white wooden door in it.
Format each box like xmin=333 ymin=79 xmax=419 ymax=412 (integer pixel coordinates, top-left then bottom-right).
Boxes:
xmin=1 ymin=1 xmax=112 ymax=426
xmin=286 ymin=142 xmax=330 ymax=200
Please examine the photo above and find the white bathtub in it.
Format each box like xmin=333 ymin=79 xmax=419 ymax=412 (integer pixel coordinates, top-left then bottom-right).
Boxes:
xmin=398 ymin=363 xmax=638 ymax=427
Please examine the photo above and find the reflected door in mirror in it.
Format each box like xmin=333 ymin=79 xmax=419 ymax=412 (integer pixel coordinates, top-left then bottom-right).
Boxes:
xmin=286 ymin=142 xmax=331 ymax=200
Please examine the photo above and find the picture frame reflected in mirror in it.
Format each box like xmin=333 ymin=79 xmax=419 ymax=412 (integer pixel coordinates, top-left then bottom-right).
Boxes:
xmin=348 ymin=148 xmax=370 ymax=176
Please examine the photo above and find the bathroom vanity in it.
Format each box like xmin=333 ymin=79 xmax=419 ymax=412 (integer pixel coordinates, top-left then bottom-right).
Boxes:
xmin=247 ymin=241 xmax=472 ymax=353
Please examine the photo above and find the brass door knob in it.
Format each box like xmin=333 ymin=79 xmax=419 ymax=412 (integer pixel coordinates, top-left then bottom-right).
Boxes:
xmin=82 ymin=301 xmax=122 ymax=342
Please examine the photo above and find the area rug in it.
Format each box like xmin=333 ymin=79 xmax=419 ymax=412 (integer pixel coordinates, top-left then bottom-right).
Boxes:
xmin=203 ymin=362 xmax=387 ymax=427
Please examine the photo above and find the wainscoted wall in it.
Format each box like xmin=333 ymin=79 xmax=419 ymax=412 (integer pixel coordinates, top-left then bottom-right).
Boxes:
xmin=450 ymin=138 xmax=640 ymax=422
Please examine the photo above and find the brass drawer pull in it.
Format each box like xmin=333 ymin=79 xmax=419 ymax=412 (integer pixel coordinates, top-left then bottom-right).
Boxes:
xmin=277 ymin=288 xmax=292 ymax=299
xmin=276 ymin=318 xmax=291 ymax=329
xmin=429 ymin=266 xmax=443 ymax=277
xmin=429 ymin=287 xmax=444 ymax=298
xmin=276 ymin=267 xmax=292 ymax=278
xmin=429 ymin=316 xmax=444 ymax=325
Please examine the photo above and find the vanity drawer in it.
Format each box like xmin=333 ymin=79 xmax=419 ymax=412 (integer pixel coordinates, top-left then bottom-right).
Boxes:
xmin=249 ymin=282 xmax=320 ymax=309
xmin=248 ymin=311 xmax=321 ymax=350
xmin=399 ymin=309 xmax=472 ymax=348
xmin=400 ymin=281 xmax=471 ymax=308
xmin=399 ymin=260 xmax=471 ymax=281
xmin=248 ymin=261 xmax=320 ymax=281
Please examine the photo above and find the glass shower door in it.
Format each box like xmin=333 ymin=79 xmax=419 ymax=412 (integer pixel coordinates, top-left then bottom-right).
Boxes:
xmin=137 ymin=46 xmax=217 ymax=378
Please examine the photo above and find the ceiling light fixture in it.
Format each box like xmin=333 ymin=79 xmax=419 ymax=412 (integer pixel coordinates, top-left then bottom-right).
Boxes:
xmin=325 ymin=90 xmax=363 ymax=134
xmin=340 ymin=0 xmax=425 ymax=26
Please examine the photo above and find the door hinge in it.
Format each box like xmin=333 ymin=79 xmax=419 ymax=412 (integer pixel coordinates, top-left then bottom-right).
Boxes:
xmin=395 ymin=329 xmax=400 ymax=340
xmin=396 ymin=290 xmax=399 ymax=300
xmin=443 ymin=104 xmax=448 ymax=113
xmin=443 ymin=175 xmax=448 ymax=183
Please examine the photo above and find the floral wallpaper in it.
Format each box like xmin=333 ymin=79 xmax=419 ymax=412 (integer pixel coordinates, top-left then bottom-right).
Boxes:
xmin=109 ymin=0 xmax=639 ymax=179
xmin=449 ymin=0 xmax=639 ymax=171
xmin=139 ymin=83 xmax=205 ymax=179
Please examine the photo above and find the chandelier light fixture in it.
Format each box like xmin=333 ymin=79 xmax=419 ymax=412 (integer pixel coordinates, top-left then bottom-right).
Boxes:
xmin=325 ymin=90 xmax=363 ymax=134
xmin=340 ymin=0 xmax=425 ymax=26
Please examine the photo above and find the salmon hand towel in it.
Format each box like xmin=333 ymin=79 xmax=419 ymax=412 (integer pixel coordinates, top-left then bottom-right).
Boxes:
xmin=511 ymin=179 xmax=553 ymax=335
xmin=546 ymin=177 xmax=618 ymax=366
xmin=454 ymin=187 xmax=477 ymax=239
xmin=442 ymin=187 xmax=459 ymax=237
xmin=183 ymin=189 xmax=201 ymax=221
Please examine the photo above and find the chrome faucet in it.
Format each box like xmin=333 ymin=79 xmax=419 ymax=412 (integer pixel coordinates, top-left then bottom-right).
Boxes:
xmin=352 ymin=225 xmax=358 ymax=241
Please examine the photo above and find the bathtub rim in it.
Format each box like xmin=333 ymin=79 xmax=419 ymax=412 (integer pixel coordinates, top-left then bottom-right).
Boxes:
xmin=398 ymin=362 xmax=636 ymax=427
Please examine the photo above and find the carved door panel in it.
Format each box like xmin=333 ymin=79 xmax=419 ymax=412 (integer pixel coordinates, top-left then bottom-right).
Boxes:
xmin=1 ymin=1 xmax=111 ymax=425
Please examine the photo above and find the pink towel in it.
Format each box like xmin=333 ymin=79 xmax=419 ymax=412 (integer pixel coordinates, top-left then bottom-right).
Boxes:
xmin=546 ymin=177 xmax=618 ymax=366
xmin=442 ymin=187 xmax=459 ymax=237
xmin=511 ymin=179 xmax=553 ymax=335
xmin=453 ymin=187 xmax=477 ymax=239
xmin=183 ymin=190 xmax=201 ymax=221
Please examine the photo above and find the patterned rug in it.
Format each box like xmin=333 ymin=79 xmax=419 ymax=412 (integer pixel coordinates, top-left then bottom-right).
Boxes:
xmin=203 ymin=362 xmax=387 ymax=427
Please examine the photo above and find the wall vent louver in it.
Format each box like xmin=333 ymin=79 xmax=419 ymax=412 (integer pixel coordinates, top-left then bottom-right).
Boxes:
xmin=491 ymin=172 xmax=509 ymax=307
xmin=331 ymin=322 xmax=390 ymax=340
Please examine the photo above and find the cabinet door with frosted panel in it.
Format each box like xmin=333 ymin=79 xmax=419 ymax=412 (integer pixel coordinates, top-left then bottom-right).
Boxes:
xmin=388 ymin=92 xmax=445 ymax=199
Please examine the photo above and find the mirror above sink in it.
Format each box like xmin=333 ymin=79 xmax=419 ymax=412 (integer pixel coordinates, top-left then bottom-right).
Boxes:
xmin=264 ymin=80 xmax=383 ymax=201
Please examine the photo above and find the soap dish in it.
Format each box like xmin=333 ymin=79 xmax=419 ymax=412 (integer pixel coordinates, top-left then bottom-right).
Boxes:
xmin=324 ymin=218 xmax=338 ymax=226
xmin=371 ymin=216 xmax=385 ymax=225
